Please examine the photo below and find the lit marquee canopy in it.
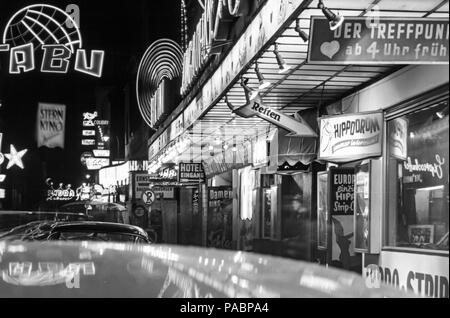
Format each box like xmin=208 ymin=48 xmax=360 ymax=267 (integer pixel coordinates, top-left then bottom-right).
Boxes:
xmin=136 ymin=39 xmax=183 ymax=128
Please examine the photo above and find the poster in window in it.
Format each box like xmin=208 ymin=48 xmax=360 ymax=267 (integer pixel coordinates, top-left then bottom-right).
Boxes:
xmin=388 ymin=118 xmax=408 ymax=161
xmin=328 ymin=168 xmax=356 ymax=269
xmin=354 ymin=162 xmax=370 ymax=252
xmin=317 ymin=172 xmax=328 ymax=250
xmin=408 ymin=225 xmax=434 ymax=245
xmin=329 ymin=168 xmax=355 ymax=216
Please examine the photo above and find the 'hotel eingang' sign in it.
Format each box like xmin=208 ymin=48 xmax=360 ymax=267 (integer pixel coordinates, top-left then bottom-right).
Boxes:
xmin=0 ymin=4 xmax=104 ymax=77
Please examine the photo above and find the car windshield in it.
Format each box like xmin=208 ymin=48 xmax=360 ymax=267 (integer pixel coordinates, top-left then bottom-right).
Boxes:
xmin=53 ymin=231 xmax=145 ymax=243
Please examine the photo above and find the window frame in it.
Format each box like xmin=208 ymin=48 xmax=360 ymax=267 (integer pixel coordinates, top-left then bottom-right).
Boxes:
xmin=382 ymin=85 xmax=449 ymax=255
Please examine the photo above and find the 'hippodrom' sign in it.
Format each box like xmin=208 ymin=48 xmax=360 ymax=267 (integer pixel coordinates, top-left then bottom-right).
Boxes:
xmin=319 ymin=111 xmax=383 ymax=162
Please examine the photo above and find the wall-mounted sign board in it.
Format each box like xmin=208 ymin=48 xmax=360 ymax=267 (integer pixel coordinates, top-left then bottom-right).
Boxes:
xmin=319 ymin=112 xmax=383 ymax=162
xmin=308 ymin=17 xmax=449 ymax=64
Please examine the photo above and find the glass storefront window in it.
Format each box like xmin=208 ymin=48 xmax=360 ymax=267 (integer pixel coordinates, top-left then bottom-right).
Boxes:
xmin=386 ymin=100 xmax=449 ymax=251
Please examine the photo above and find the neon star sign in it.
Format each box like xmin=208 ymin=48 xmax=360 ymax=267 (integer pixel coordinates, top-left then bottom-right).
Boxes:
xmin=0 ymin=4 xmax=104 ymax=77
xmin=0 ymin=133 xmax=28 ymax=201
xmin=4 ymin=145 xmax=28 ymax=170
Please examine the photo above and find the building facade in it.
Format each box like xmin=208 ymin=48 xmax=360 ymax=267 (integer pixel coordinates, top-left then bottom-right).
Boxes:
xmin=140 ymin=0 xmax=448 ymax=297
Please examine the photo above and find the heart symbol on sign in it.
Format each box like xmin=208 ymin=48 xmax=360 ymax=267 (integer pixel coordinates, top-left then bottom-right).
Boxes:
xmin=320 ymin=40 xmax=340 ymax=59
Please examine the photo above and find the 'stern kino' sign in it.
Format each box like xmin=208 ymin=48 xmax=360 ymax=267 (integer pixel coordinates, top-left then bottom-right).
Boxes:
xmin=308 ymin=17 xmax=449 ymax=64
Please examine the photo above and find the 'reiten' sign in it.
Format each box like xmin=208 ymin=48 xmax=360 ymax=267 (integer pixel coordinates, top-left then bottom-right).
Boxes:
xmin=229 ymin=95 xmax=317 ymax=137
xmin=308 ymin=17 xmax=449 ymax=64
xmin=319 ymin=112 xmax=383 ymax=162
xmin=178 ymin=162 xmax=205 ymax=183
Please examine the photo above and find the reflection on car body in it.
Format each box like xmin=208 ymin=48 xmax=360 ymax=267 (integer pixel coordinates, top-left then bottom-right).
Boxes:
xmin=0 ymin=241 xmax=414 ymax=298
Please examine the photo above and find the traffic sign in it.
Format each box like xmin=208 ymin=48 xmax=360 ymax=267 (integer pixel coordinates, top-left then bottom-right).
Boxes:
xmin=142 ymin=190 xmax=156 ymax=206
xmin=134 ymin=206 xmax=146 ymax=217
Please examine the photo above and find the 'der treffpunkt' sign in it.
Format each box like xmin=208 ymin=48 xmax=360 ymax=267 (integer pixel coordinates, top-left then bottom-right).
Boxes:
xmin=319 ymin=112 xmax=383 ymax=162
xmin=308 ymin=17 xmax=449 ymax=64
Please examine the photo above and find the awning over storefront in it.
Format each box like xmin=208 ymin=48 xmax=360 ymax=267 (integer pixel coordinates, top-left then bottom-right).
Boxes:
xmin=268 ymin=107 xmax=320 ymax=166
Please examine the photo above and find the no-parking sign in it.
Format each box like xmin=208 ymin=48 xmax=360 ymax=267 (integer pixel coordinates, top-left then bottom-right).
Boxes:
xmin=142 ymin=190 xmax=156 ymax=206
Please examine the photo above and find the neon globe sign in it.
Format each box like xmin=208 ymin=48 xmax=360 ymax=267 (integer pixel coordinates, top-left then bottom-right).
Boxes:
xmin=0 ymin=4 xmax=104 ymax=77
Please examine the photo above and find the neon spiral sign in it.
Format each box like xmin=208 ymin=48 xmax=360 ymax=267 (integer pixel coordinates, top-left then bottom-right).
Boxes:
xmin=136 ymin=39 xmax=183 ymax=128
xmin=0 ymin=4 xmax=104 ymax=77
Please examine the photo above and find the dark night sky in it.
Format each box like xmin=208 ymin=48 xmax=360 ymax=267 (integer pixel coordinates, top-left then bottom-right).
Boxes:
xmin=0 ymin=0 xmax=181 ymax=209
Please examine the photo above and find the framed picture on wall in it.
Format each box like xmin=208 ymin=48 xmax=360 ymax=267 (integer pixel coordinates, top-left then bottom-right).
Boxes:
xmin=408 ymin=225 xmax=434 ymax=245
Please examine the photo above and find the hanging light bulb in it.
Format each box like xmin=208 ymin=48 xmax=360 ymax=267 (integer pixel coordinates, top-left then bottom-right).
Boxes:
xmin=208 ymin=144 xmax=214 ymax=151
xmin=318 ymin=0 xmax=344 ymax=31
xmin=295 ymin=19 xmax=309 ymax=42
xmin=223 ymin=143 xmax=229 ymax=150
xmin=273 ymin=43 xmax=291 ymax=74
xmin=255 ymin=62 xmax=271 ymax=90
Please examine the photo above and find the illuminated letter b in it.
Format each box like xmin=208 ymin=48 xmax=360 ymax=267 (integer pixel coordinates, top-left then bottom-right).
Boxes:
xmin=41 ymin=45 xmax=71 ymax=73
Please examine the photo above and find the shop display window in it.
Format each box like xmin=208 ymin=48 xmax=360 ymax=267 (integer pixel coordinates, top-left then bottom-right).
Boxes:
xmin=386 ymin=100 xmax=449 ymax=251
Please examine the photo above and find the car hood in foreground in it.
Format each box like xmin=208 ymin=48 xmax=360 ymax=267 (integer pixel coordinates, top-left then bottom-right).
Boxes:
xmin=0 ymin=241 xmax=414 ymax=298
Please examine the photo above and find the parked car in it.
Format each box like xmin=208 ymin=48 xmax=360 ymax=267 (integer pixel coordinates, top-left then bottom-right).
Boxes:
xmin=0 ymin=211 xmax=89 ymax=234
xmin=59 ymin=201 xmax=127 ymax=224
xmin=46 ymin=222 xmax=151 ymax=244
xmin=0 ymin=212 xmax=151 ymax=244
